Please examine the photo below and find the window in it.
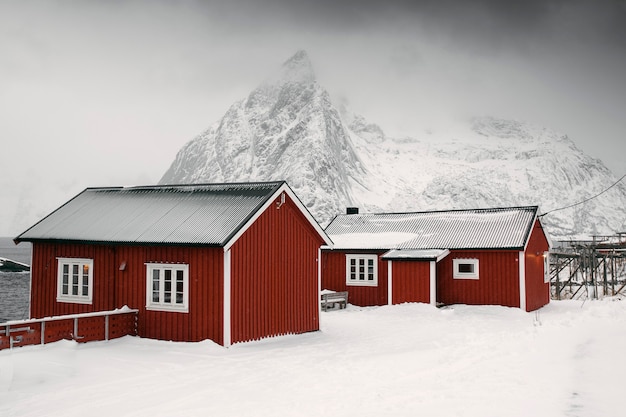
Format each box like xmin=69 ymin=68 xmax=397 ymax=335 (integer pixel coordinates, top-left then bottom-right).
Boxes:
xmin=346 ymin=255 xmax=378 ymax=286
xmin=57 ymin=258 xmax=93 ymax=304
xmin=543 ymin=252 xmax=550 ymax=283
xmin=453 ymin=258 xmax=479 ymax=279
xmin=146 ymin=263 xmax=189 ymax=312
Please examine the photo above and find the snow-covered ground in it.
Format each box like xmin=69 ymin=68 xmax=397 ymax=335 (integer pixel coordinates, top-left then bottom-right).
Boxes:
xmin=2 ymin=299 xmax=625 ymax=417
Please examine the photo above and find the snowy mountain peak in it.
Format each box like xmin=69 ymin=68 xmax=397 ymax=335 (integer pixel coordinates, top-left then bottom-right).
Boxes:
xmin=283 ymin=49 xmax=314 ymax=74
xmin=471 ymin=117 xmax=570 ymax=146
xmin=160 ymin=51 xmax=366 ymax=224
xmin=243 ymin=50 xmax=318 ymax=114
xmin=264 ymin=49 xmax=316 ymax=88
xmin=472 ymin=117 xmax=537 ymax=142
xmin=161 ymin=52 xmax=626 ymax=239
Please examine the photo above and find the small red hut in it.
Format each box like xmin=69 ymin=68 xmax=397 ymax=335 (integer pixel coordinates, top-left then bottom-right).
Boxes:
xmin=321 ymin=206 xmax=551 ymax=312
xmin=15 ymin=181 xmax=331 ymax=346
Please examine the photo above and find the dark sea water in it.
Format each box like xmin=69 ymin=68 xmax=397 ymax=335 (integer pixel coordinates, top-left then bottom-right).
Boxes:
xmin=0 ymin=237 xmax=31 ymax=322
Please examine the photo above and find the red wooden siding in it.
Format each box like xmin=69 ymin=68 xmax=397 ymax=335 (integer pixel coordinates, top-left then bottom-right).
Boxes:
xmin=391 ymin=261 xmax=431 ymax=305
xmin=115 ymin=246 xmax=224 ymax=344
xmin=30 ymin=242 xmax=224 ymax=345
xmin=230 ymin=193 xmax=323 ymax=344
xmin=437 ymin=250 xmax=520 ymax=308
xmin=524 ymin=220 xmax=551 ymax=311
xmin=321 ymin=250 xmax=388 ymax=306
xmin=30 ymin=243 xmax=116 ymax=318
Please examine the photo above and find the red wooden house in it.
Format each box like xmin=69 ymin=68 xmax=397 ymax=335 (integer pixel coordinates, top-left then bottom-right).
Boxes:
xmin=14 ymin=181 xmax=331 ymax=346
xmin=321 ymin=206 xmax=551 ymax=312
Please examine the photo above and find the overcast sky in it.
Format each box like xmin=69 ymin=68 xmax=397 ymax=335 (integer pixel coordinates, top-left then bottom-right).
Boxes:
xmin=1 ymin=0 xmax=625 ymax=236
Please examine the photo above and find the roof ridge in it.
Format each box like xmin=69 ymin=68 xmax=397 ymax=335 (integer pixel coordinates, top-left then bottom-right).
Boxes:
xmin=117 ymin=181 xmax=286 ymax=192
xmin=337 ymin=205 xmax=539 ymax=217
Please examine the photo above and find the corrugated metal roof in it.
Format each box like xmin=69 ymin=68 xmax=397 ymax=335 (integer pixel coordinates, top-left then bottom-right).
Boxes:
xmin=326 ymin=206 xmax=539 ymax=250
xmin=15 ymin=182 xmax=286 ymax=246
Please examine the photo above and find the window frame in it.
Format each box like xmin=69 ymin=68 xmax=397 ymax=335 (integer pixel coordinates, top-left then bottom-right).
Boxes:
xmin=543 ymin=251 xmax=550 ymax=283
xmin=56 ymin=257 xmax=94 ymax=304
xmin=145 ymin=263 xmax=189 ymax=313
xmin=453 ymin=258 xmax=480 ymax=280
xmin=345 ymin=254 xmax=378 ymax=287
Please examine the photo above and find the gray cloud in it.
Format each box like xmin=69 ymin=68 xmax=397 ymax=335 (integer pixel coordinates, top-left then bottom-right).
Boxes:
xmin=1 ymin=0 xmax=625 ymax=235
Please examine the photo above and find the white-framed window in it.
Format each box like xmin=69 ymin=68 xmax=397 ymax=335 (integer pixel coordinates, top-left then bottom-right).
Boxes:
xmin=543 ymin=251 xmax=550 ymax=283
xmin=146 ymin=263 xmax=189 ymax=313
xmin=57 ymin=258 xmax=93 ymax=304
xmin=346 ymin=254 xmax=378 ymax=286
xmin=453 ymin=258 xmax=479 ymax=280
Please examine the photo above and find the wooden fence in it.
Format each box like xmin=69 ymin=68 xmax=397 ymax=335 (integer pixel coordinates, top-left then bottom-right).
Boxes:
xmin=0 ymin=308 xmax=138 ymax=351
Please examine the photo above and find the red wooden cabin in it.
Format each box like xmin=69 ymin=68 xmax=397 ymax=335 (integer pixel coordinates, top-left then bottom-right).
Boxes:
xmin=321 ymin=206 xmax=551 ymax=312
xmin=15 ymin=181 xmax=331 ymax=346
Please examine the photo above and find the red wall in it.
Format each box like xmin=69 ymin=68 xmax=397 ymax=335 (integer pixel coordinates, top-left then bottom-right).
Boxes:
xmin=29 ymin=193 xmax=327 ymax=346
xmin=30 ymin=243 xmax=116 ymax=317
xmin=230 ymin=193 xmax=324 ymax=344
xmin=30 ymin=243 xmax=224 ymax=344
xmin=391 ymin=261 xmax=431 ymax=304
xmin=321 ymin=250 xmax=388 ymax=306
xmin=524 ymin=220 xmax=551 ymax=311
xmin=321 ymin=219 xmax=551 ymax=311
xmin=437 ymin=250 xmax=521 ymax=308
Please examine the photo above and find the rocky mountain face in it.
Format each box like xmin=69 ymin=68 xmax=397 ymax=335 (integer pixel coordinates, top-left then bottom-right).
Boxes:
xmin=161 ymin=51 xmax=366 ymax=220
xmin=160 ymin=51 xmax=626 ymax=240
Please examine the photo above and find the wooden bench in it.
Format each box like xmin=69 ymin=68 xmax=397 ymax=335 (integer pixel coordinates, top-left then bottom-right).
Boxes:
xmin=321 ymin=291 xmax=348 ymax=311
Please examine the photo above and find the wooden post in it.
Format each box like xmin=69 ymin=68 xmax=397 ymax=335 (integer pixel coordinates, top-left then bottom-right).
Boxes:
xmin=555 ymin=266 xmax=561 ymax=300
xmin=603 ymin=255 xmax=608 ymax=297
xmin=612 ymin=252 xmax=616 ymax=296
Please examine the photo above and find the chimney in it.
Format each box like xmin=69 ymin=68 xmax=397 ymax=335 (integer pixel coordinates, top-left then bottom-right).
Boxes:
xmin=346 ymin=207 xmax=359 ymax=215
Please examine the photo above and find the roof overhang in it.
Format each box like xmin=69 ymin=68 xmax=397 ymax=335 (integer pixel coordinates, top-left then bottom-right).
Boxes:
xmin=536 ymin=213 xmax=553 ymax=250
xmin=14 ymin=238 xmax=223 ymax=248
xmin=381 ymin=249 xmax=450 ymax=262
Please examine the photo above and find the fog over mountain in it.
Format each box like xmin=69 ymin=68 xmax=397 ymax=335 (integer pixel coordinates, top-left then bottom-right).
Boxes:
xmin=160 ymin=51 xmax=626 ymax=240
xmin=2 ymin=1 xmax=625 ymax=238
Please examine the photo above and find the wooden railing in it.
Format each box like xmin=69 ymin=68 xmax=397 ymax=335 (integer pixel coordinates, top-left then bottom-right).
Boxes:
xmin=0 ymin=307 xmax=138 ymax=351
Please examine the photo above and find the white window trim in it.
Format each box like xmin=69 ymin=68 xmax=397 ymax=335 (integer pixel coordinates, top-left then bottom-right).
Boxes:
xmin=346 ymin=254 xmax=378 ymax=287
xmin=146 ymin=263 xmax=189 ymax=313
xmin=453 ymin=258 xmax=479 ymax=280
xmin=543 ymin=251 xmax=550 ymax=283
xmin=57 ymin=257 xmax=93 ymax=304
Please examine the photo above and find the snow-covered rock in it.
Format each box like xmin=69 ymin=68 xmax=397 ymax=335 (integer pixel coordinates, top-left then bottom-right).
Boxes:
xmin=160 ymin=50 xmax=366 ymax=221
xmin=160 ymin=52 xmax=626 ymax=239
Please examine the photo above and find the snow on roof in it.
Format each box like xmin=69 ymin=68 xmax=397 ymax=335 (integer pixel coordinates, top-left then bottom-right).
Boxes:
xmin=15 ymin=182 xmax=287 ymax=246
xmin=329 ymin=232 xmax=420 ymax=250
xmin=326 ymin=206 xmax=538 ymax=250
xmin=381 ymin=249 xmax=450 ymax=261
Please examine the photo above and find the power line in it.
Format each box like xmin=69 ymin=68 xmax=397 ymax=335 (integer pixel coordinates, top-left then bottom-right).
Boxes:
xmin=539 ymin=174 xmax=626 ymax=218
